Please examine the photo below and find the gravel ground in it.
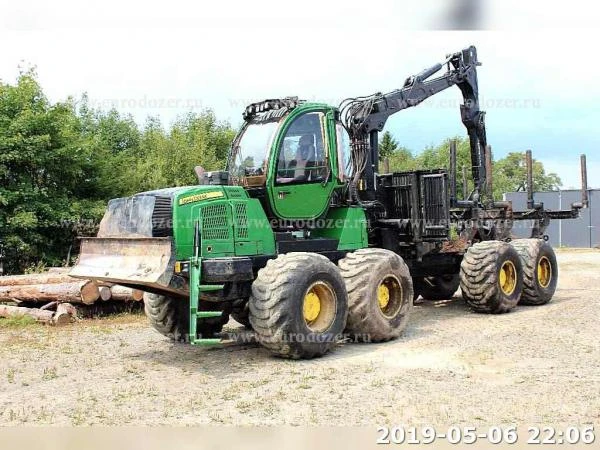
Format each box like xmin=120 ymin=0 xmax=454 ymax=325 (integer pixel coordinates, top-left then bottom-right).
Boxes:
xmin=1 ymin=249 xmax=599 ymax=426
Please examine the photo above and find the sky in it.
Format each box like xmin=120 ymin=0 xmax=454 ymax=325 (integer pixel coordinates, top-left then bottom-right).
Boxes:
xmin=1 ymin=0 xmax=598 ymax=189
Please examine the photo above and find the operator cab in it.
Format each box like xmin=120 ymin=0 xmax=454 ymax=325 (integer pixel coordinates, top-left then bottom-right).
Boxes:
xmin=228 ymin=98 xmax=351 ymax=222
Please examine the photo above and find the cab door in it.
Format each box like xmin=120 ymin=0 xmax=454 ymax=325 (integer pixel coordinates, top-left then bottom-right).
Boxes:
xmin=267 ymin=109 xmax=337 ymax=220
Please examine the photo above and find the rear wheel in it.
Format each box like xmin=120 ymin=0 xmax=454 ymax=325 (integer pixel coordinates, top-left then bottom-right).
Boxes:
xmin=338 ymin=248 xmax=413 ymax=342
xmin=460 ymin=241 xmax=524 ymax=313
xmin=249 ymin=253 xmax=348 ymax=359
xmin=144 ymin=293 xmax=227 ymax=341
xmin=419 ymin=274 xmax=460 ymax=301
xmin=510 ymin=239 xmax=558 ymax=305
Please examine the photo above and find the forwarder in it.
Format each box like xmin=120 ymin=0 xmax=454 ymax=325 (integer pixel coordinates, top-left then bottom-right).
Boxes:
xmin=71 ymin=46 xmax=586 ymax=359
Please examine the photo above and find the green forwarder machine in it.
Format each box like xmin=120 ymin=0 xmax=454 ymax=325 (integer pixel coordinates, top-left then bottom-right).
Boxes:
xmin=71 ymin=46 xmax=587 ymax=359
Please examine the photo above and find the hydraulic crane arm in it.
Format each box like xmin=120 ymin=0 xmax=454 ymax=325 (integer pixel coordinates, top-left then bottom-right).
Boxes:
xmin=340 ymin=46 xmax=488 ymax=202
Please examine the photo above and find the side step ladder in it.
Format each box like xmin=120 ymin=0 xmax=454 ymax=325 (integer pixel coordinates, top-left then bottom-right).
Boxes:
xmin=188 ymin=221 xmax=224 ymax=346
xmin=189 ymin=254 xmax=224 ymax=346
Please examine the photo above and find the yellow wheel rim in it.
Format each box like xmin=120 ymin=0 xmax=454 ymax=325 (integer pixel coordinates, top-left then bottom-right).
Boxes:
xmin=377 ymin=284 xmax=390 ymax=309
xmin=377 ymin=276 xmax=403 ymax=318
xmin=499 ymin=260 xmax=517 ymax=295
xmin=537 ymin=256 xmax=552 ymax=288
xmin=303 ymin=282 xmax=336 ymax=332
xmin=303 ymin=292 xmax=321 ymax=322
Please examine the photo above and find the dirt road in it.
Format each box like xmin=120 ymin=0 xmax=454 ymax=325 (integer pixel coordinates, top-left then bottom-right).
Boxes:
xmin=1 ymin=249 xmax=599 ymax=426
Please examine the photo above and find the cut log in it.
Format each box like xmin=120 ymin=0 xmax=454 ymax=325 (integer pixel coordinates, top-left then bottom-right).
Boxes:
xmin=54 ymin=303 xmax=77 ymax=325
xmin=0 ymin=281 xmax=99 ymax=304
xmin=0 ymin=304 xmax=75 ymax=325
xmin=99 ymin=286 xmax=112 ymax=301
xmin=99 ymin=285 xmax=144 ymax=302
xmin=112 ymin=285 xmax=144 ymax=302
xmin=0 ymin=272 xmax=75 ymax=287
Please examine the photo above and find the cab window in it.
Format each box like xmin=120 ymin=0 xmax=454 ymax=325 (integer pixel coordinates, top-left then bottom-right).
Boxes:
xmin=336 ymin=123 xmax=351 ymax=181
xmin=276 ymin=112 xmax=328 ymax=184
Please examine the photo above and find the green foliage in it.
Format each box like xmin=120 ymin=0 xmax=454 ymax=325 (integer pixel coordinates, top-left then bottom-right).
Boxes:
xmin=382 ymin=134 xmax=562 ymax=201
xmin=379 ymin=131 xmax=398 ymax=160
xmin=380 ymin=131 xmax=416 ymax=171
xmin=0 ymin=70 xmax=563 ymax=275
xmin=0 ymin=69 xmax=101 ymax=273
xmin=134 ymin=112 xmax=235 ymax=192
xmin=0 ymin=70 xmax=235 ymax=274
xmin=493 ymin=152 xmax=562 ymax=197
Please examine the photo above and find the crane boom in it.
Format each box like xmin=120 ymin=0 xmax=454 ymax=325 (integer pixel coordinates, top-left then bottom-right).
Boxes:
xmin=341 ymin=46 xmax=488 ymax=202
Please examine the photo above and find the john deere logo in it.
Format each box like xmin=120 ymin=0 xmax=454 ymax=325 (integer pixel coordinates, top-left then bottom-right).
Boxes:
xmin=178 ymin=191 xmax=224 ymax=205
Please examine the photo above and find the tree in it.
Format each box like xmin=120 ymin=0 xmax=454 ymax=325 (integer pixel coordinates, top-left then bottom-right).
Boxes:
xmin=0 ymin=70 xmax=237 ymax=274
xmin=379 ymin=131 xmax=416 ymax=171
xmin=378 ymin=131 xmax=398 ymax=160
xmin=387 ymin=146 xmax=416 ymax=172
xmin=390 ymin=136 xmax=562 ymax=200
xmin=134 ymin=111 xmax=234 ymax=192
xmin=0 ymin=69 xmax=106 ymax=273
xmin=493 ymin=152 xmax=562 ymax=198
xmin=0 ymin=69 xmax=563 ymax=274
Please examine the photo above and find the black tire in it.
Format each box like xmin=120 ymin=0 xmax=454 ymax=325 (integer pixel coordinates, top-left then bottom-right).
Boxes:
xmin=419 ymin=274 xmax=460 ymax=301
xmin=249 ymin=253 xmax=348 ymax=359
xmin=510 ymin=239 xmax=558 ymax=305
xmin=460 ymin=241 xmax=524 ymax=314
xmin=338 ymin=248 xmax=413 ymax=342
xmin=144 ymin=293 xmax=227 ymax=341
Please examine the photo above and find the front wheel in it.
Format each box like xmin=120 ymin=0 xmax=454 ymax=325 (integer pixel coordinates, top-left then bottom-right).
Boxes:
xmin=249 ymin=253 xmax=348 ymax=359
xmin=144 ymin=293 xmax=189 ymax=342
xmin=144 ymin=293 xmax=228 ymax=341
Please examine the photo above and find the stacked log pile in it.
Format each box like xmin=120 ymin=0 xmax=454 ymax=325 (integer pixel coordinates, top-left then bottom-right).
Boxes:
xmin=0 ymin=268 xmax=144 ymax=325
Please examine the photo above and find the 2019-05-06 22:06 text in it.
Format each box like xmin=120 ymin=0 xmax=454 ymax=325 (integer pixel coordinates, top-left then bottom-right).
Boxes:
xmin=376 ymin=425 xmax=596 ymax=445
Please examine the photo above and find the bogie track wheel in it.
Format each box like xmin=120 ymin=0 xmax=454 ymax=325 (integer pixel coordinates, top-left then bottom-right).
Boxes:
xmin=338 ymin=248 xmax=413 ymax=342
xmin=510 ymin=239 xmax=558 ymax=305
xmin=460 ymin=241 xmax=524 ymax=313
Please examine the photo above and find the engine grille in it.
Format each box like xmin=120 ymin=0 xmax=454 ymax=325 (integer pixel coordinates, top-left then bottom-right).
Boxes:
xmin=150 ymin=196 xmax=173 ymax=237
xmin=233 ymin=203 xmax=249 ymax=239
xmin=201 ymin=203 xmax=231 ymax=240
